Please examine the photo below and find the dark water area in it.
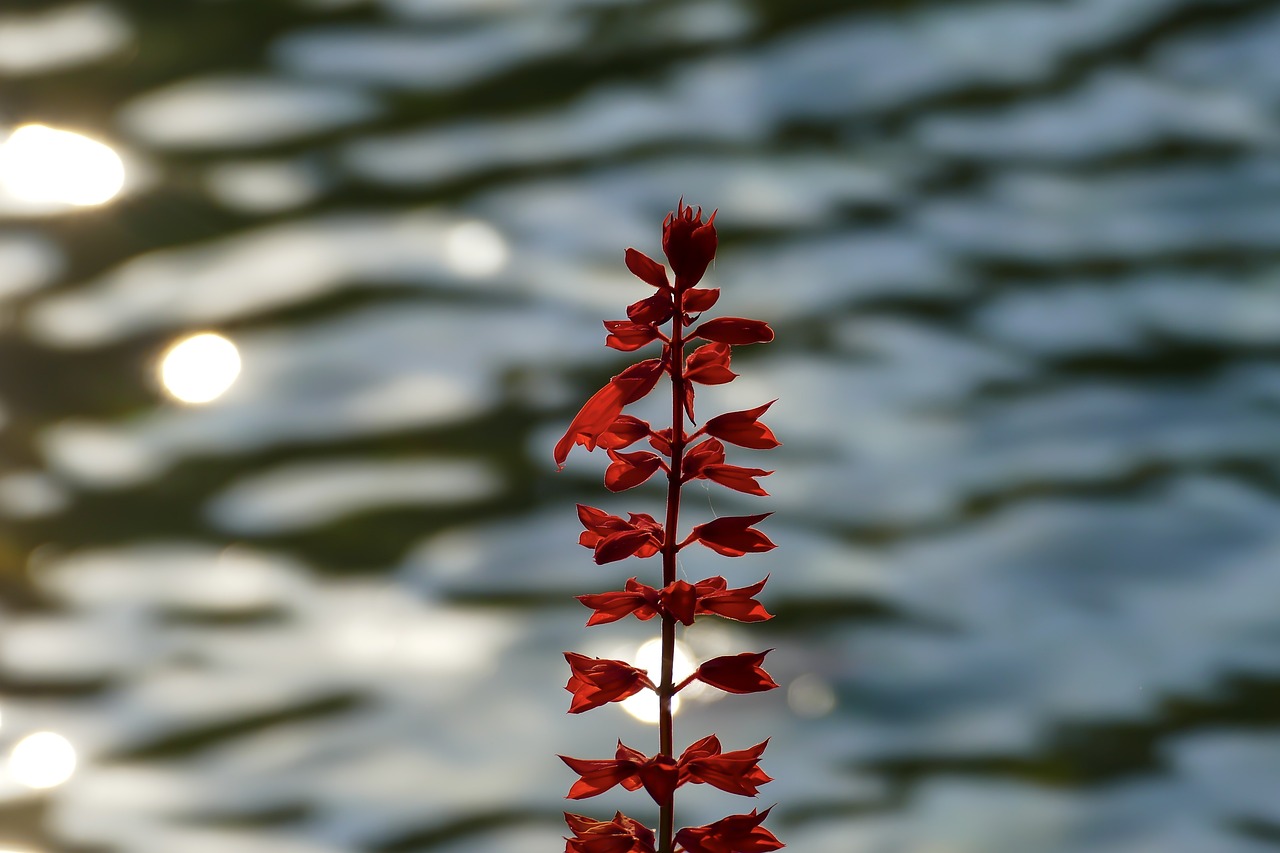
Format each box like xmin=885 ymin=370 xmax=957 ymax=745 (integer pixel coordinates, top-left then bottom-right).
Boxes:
xmin=2 ymin=0 xmax=1280 ymax=850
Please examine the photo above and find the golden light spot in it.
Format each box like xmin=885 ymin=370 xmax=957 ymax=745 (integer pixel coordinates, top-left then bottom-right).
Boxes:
xmin=0 ymin=124 xmax=125 ymax=207
xmin=622 ymin=637 xmax=698 ymax=724
xmin=159 ymin=332 xmax=241 ymax=404
xmin=8 ymin=731 xmax=76 ymax=789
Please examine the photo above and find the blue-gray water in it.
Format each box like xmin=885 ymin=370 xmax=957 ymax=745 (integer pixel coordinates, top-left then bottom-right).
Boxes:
xmin=2 ymin=0 xmax=1280 ymax=851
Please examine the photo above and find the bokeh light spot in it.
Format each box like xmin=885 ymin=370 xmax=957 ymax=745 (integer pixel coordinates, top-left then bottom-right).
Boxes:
xmin=445 ymin=220 xmax=508 ymax=277
xmin=622 ymin=637 xmax=697 ymax=724
xmin=8 ymin=731 xmax=77 ymax=789
xmin=0 ymin=124 xmax=125 ymax=207
xmin=159 ymin=333 xmax=242 ymax=404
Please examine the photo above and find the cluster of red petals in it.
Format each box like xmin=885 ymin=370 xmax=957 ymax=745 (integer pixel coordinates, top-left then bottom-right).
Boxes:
xmin=555 ymin=359 xmax=664 ymax=468
xmin=576 ymin=575 xmax=772 ymax=627
xmin=674 ymin=808 xmax=784 ymax=853
xmin=686 ymin=513 xmax=777 ymax=557
xmin=693 ymin=650 xmax=779 ymax=695
xmin=565 ymin=811 xmax=656 ymax=853
xmin=683 ymin=438 xmax=773 ymax=496
xmin=562 ymin=736 xmax=771 ymax=806
xmin=577 ymin=505 xmax=664 ymax=564
xmin=564 ymin=652 xmax=655 ymax=713
xmin=662 ymin=199 xmax=718 ymax=287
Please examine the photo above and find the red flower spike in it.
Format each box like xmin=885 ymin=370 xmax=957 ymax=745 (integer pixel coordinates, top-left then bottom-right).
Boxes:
xmin=675 ymin=808 xmax=783 ymax=853
xmin=679 ymin=737 xmax=772 ymax=797
xmin=576 ymin=578 xmax=661 ymax=626
xmin=692 ymin=317 xmax=775 ymax=346
xmin=624 ymin=248 xmax=670 ymax=290
xmin=703 ymin=401 xmax=781 ymax=450
xmin=565 ymin=812 xmax=656 ymax=853
xmin=685 ymin=342 xmax=736 ymax=385
xmin=695 ymin=576 xmax=773 ymax=622
xmin=660 ymin=579 xmax=698 ymax=626
xmin=554 ymin=360 xmax=664 ymax=467
xmin=604 ymin=449 xmax=664 ymax=492
xmin=662 ymin=200 xmax=718 ymax=288
xmin=597 ymin=415 xmax=651 ymax=451
xmin=605 ymin=321 xmax=662 ymax=352
xmin=564 ymin=652 xmax=655 ymax=713
xmin=688 ymin=513 xmax=776 ymax=557
xmin=682 ymin=287 xmax=720 ymax=313
xmin=694 ymin=650 xmax=779 ymax=694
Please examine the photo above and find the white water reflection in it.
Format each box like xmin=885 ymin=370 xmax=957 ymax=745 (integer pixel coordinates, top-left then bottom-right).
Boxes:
xmin=0 ymin=2 xmax=131 ymax=76
xmin=0 ymin=125 xmax=125 ymax=208
xmin=159 ymin=333 xmax=241 ymax=404
xmin=620 ymin=637 xmax=696 ymax=724
xmin=8 ymin=731 xmax=76 ymax=789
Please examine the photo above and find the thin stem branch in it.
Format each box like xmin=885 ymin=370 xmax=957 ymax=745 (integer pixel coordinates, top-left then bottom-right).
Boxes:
xmin=658 ymin=304 xmax=686 ymax=853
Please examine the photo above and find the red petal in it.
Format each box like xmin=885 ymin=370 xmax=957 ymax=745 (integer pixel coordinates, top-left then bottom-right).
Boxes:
xmin=692 ymin=317 xmax=775 ymax=345
xmin=689 ymin=513 xmax=776 ymax=557
xmin=675 ymin=807 xmax=781 ymax=853
xmin=697 ymin=575 xmax=773 ymax=622
xmin=560 ymin=755 xmax=639 ymax=799
xmin=604 ymin=320 xmax=661 ymax=352
xmin=695 ymin=650 xmax=778 ymax=694
xmin=685 ymin=342 xmax=736 ymax=385
xmin=681 ymin=437 xmax=727 ymax=480
xmin=594 ymin=529 xmax=659 ymax=564
xmin=661 ymin=579 xmax=698 ymax=626
xmin=576 ymin=580 xmax=659 ymax=626
xmin=604 ymin=449 xmax=664 ymax=492
xmin=702 ymin=463 xmax=772 ymax=496
xmin=554 ymin=361 xmax=664 ymax=467
xmin=683 ymin=287 xmax=720 ymax=313
xmin=627 ymin=291 xmax=674 ymax=325
xmin=624 ymin=248 xmax=669 ymax=289
xmin=597 ymin=415 xmax=651 ymax=450
xmin=704 ymin=400 xmax=781 ymax=450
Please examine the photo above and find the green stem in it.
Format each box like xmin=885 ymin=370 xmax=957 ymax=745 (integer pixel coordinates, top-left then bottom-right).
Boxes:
xmin=658 ymin=302 xmax=686 ymax=853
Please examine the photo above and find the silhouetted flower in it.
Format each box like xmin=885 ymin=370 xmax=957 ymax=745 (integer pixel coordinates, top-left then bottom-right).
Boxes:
xmin=675 ymin=808 xmax=783 ymax=853
xmin=694 ymin=650 xmax=779 ymax=694
xmin=564 ymin=653 xmax=655 ymax=713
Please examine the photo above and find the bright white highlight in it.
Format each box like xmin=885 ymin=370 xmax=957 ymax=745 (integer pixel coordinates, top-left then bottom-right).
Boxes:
xmin=159 ymin=333 xmax=241 ymax=404
xmin=0 ymin=124 xmax=125 ymax=207
xmin=622 ymin=638 xmax=696 ymax=724
xmin=8 ymin=731 xmax=77 ymax=789
xmin=445 ymin=220 xmax=508 ymax=277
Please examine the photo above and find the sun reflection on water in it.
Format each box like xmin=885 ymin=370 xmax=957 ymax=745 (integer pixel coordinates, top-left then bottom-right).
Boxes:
xmin=8 ymin=731 xmax=76 ymax=789
xmin=622 ymin=637 xmax=702 ymax=724
xmin=0 ymin=124 xmax=125 ymax=208
xmin=159 ymin=332 xmax=242 ymax=404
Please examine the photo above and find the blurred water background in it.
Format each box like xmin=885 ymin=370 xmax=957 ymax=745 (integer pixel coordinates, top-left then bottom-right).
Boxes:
xmin=2 ymin=0 xmax=1280 ymax=851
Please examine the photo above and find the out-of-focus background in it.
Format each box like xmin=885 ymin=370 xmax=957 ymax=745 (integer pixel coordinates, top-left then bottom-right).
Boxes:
xmin=1 ymin=0 xmax=1279 ymax=851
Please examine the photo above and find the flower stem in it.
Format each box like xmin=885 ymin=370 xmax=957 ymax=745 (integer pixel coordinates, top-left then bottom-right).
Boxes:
xmin=658 ymin=305 xmax=686 ymax=853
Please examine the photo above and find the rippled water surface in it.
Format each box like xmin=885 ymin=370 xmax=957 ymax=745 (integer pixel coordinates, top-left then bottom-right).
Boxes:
xmin=2 ymin=1 xmax=1280 ymax=851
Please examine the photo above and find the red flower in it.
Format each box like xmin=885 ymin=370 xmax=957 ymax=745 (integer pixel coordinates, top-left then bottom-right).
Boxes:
xmin=678 ymin=735 xmax=772 ymax=797
xmin=703 ymin=401 xmax=780 ymax=450
xmin=561 ymin=742 xmax=679 ymax=805
xmin=674 ymin=808 xmax=783 ymax=853
xmin=694 ymin=650 xmax=778 ymax=694
xmin=687 ymin=513 xmax=776 ymax=557
xmin=555 ymin=359 xmax=665 ymax=467
xmin=685 ymin=342 xmax=736 ymax=385
xmin=596 ymin=415 xmax=652 ymax=451
xmin=604 ymin=320 xmax=662 ymax=352
xmin=693 ymin=576 xmax=773 ymax=622
xmin=565 ymin=811 xmax=656 ymax=853
xmin=577 ymin=505 xmax=663 ymax=564
xmin=564 ymin=652 xmax=655 ymax=713
xmin=576 ymin=578 xmax=661 ymax=626
xmin=624 ymin=248 xmax=669 ymax=290
xmin=682 ymin=438 xmax=772 ymax=496
xmin=604 ymin=449 xmax=665 ymax=492
xmin=662 ymin=199 xmax=717 ymax=287
xmin=683 ymin=287 xmax=719 ymax=313
xmin=692 ymin=317 xmax=774 ymax=346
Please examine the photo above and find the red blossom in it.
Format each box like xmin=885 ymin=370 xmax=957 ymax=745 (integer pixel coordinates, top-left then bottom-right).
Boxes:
xmin=561 ymin=743 xmax=679 ymax=805
xmin=694 ymin=650 xmax=779 ymax=694
xmin=694 ymin=575 xmax=773 ymax=622
xmin=565 ymin=811 xmax=656 ymax=853
xmin=692 ymin=317 xmax=775 ymax=346
xmin=555 ymin=359 xmax=664 ymax=467
xmin=627 ymin=291 xmax=675 ymax=325
xmin=660 ymin=579 xmax=699 ymax=626
xmin=683 ymin=287 xmax=719 ymax=313
xmin=576 ymin=505 xmax=663 ymax=563
xmin=687 ymin=513 xmax=776 ymax=557
xmin=703 ymin=401 xmax=781 ymax=450
xmin=674 ymin=808 xmax=783 ymax=853
xmin=604 ymin=449 xmax=664 ymax=492
xmin=678 ymin=735 xmax=772 ymax=797
xmin=576 ymin=578 xmax=661 ymax=626
xmin=662 ymin=199 xmax=718 ymax=288
xmin=682 ymin=438 xmax=772 ymax=496
xmin=624 ymin=248 xmax=670 ymax=290
xmin=604 ymin=321 xmax=662 ymax=352
xmin=597 ymin=415 xmax=651 ymax=450
xmin=564 ymin=653 xmax=655 ymax=713
xmin=685 ymin=342 xmax=736 ymax=385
